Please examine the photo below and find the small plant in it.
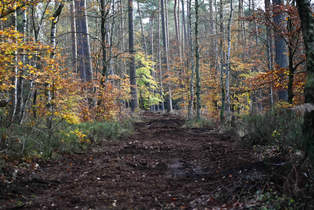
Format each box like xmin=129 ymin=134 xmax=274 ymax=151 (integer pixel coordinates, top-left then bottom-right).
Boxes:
xmin=0 ymin=117 xmax=133 ymax=160
xmin=240 ymin=108 xmax=304 ymax=150
xmin=184 ymin=117 xmax=215 ymax=129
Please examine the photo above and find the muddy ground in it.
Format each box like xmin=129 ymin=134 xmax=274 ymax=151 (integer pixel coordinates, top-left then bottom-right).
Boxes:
xmin=0 ymin=112 xmax=308 ymax=209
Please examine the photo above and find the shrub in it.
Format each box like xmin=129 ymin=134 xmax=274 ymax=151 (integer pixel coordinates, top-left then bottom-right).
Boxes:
xmin=0 ymin=119 xmax=133 ymax=159
xmin=184 ymin=117 xmax=215 ymax=129
xmin=75 ymin=120 xmax=133 ymax=142
xmin=240 ymin=108 xmax=304 ymax=151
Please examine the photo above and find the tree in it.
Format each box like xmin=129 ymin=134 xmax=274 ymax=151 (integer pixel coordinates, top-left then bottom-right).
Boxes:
xmin=219 ymin=0 xmax=225 ymax=121
xmin=160 ymin=0 xmax=173 ymax=112
xmin=99 ymin=0 xmax=110 ymax=77
xmin=296 ymin=0 xmax=314 ymax=162
xmin=70 ymin=0 xmax=78 ymax=74
xmin=273 ymin=0 xmax=289 ymax=101
xmin=225 ymin=0 xmax=233 ymax=115
xmin=75 ymin=0 xmax=93 ymax=82
xmin=195 ymin=0 xmax=201 ymax=120
xmin=187 ymin=0 xmax=194 ymax=119
xmin=265 ymin=0 xmax=274 ymax=106
xmin=128 ymin=0 xmax=138 ymax=112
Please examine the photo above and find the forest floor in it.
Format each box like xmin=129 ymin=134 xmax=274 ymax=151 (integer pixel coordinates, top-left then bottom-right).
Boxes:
xmin=0 ymin=112 xmax=310 ymax=209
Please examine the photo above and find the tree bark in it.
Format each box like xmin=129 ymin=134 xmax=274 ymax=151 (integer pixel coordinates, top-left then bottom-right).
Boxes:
xmin=195 ymin=0 xmax=201 ymax=120
xmin=225 ymin=0 xmax=233 ymax=115
xmin=296 ymin=0 xmax=314 ymax=162
xmin=137 ymin=1 xmax=147 ymax=55
xmin=180 ymin=0 xmax=187 ymax=51
xmin=70 ymin=1 xmax=78 ymax=74
xmin=219 ymin=0 xmax=225 ymax=122
xmin=158 ymin=1 xmax=165 ymax=112
xmin=75 ymin=0 xmax=93 ymax=82
xmin=265 ymin=0 xmax=274 ymax=106
xmin=100 ymin=0 xmax=110 ymax=77
xmin=47 ymin=2 xmax=64 ymax=130
xmin=160 ymin=0 xmax=172 ymax=112
xmin=187 ymin=0 xmax=194 ymax=119
xmin=128 ymin=0 xmax=138 ymax=112
xmin=273 ymin=0 xmax=288 ymax=101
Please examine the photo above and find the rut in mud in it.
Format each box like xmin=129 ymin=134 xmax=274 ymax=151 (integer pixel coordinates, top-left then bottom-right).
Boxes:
xmin=1 ymin=112 xmax=273 ymax=209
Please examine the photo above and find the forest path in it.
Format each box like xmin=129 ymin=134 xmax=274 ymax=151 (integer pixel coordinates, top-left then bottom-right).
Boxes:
xmin=1 ymin=112 xmax=268 ymax=209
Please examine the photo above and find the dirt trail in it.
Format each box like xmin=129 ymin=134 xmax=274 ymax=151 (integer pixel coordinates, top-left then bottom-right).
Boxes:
xmin=1 ymin=112 xmax=267 ymax=209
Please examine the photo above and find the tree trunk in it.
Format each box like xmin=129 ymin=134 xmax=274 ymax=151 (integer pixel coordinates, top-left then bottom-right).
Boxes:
xmin=100 ymin=0 xmax=110 ymax=77
xmin=195 ymin=0 xmax=201 ymax=120
xmin=14 ymin=9 xmax=27 ymax=123
xmin=160 ymin=0 xmax=172 ymax=112
xmin=128 ymin=0 xmax=138 ymax=112
xmin=219 ymin=0 xmax=225 ymax=122
xmin=180 ymin=0 xmax=187 ymax=49
xmin=108 ymin=0 xmax=116 ymax=76
xmin=158 ymin=1 xmax=165 ymax=112
xmin=273 ymin=0 xmax=288 ymax=101
xmin=75 ymin=0 xmax=93 ymax=82
xmin=48 ymin=3 xmax=64 ymax=130
xmin=296 ymin=0 xmax=314 ymax=162
xmin=70 ymin=1 xmax=77 ymax=74
xmin=10 ymin=11 xmax=18 ymax=124
xmin=187 ymin=0 xmax=194 ymax=119
xmin=265 ymin=0 xmax=274 ymax=107
xmin=137 ymin=1 xmax=147 ymax=55
xmin=225 ymin=0 xmax=233 ymax=115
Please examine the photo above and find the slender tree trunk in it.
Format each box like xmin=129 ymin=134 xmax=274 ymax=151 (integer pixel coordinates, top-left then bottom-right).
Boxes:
xmin=160 ymin=0 xmax=172 ymax=112
xmin=187 ymin=0 xmax=194 ymax=119
xmin=208 ymin=0 xmax=214 ymax=61
xmin=100 ymin=0 xmax=109 ymax=77
xmin=158 ymin=2 xmax=165 ymax=112
xmin=14 ymin=9 xmax=27 ymax=123
xmin=108 ymin=0 xmax=116 ymax=76
xmin=296 ymin=0 xmax=314 ymax=162
xmin=150 ymin=15 xmax=156 ymax=111
xmin=225 ymin=0 xmax=233 ymax=115
xmin=195 ymin=0 xmax=201 ymax=120
xmin=219 ymin=0 xmax=225 ymax=122
xmin=10 ymin=11 xmax=18 ymax=124
xmin=265 ymin=0 xmax=274 ymax=107
xmin=137 ymin=1 xmax=147 ymax=55
xmin=70 ymin=1 xmax=77 ymax=74
xmin=287 ymin=7 xmax=297 ymax=104
xmin=181 ymin=0 xmax=187 ymax=49
xmin=128 ymin=0 xmax=138 ymax=112
xmin=174 ymin=0 xmax=179 ymax=47
xmin=47 ymin=3 xmax=64 ymax=130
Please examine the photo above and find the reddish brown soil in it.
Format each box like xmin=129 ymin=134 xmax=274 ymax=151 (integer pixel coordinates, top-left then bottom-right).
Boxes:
xmin=1 ymin=112 xmax=275 ymax=209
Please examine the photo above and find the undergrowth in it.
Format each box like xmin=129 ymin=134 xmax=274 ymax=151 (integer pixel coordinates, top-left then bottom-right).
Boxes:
xmin=239 ymin=108 xmax=304 ymax=152
xmin=184 ymin=117 xmax=215 ymax=129
xmin=237 ymin=108 xmax=314 ymax=209
xmin=0 ymin=118 xmax=133 ymax=160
